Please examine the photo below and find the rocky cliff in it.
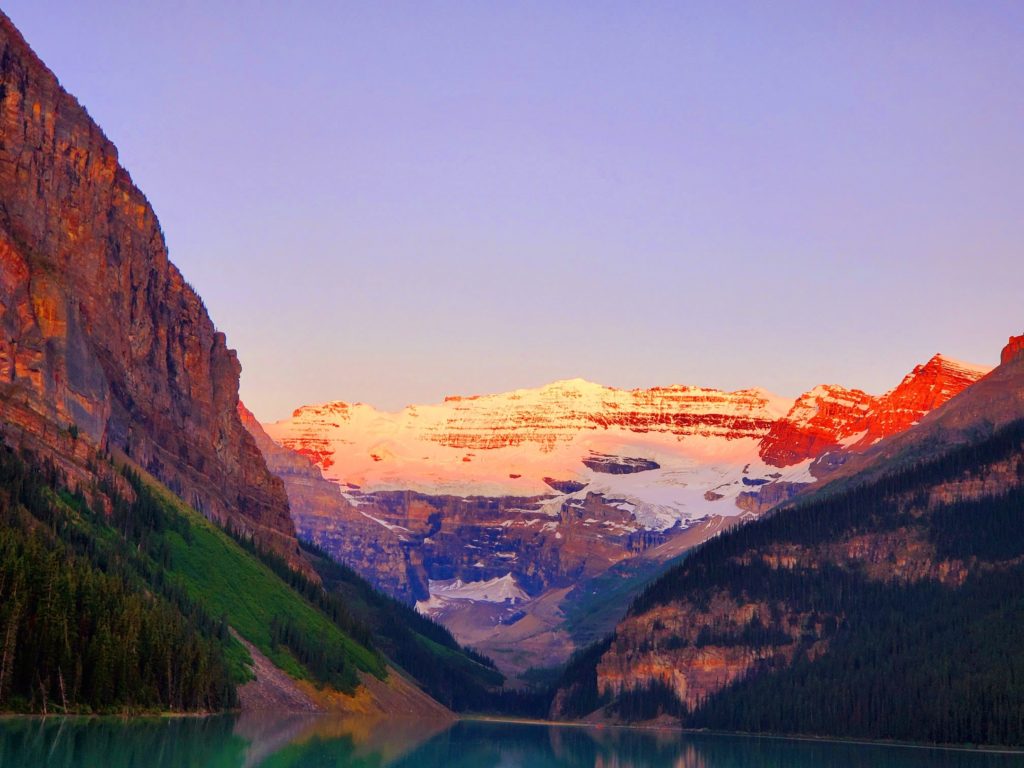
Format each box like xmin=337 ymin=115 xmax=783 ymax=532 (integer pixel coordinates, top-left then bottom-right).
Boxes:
xmin=1001 ymin=333 xmax=1024 ymax=366
xmin=759 ymin=354 xmax=988 ymax=469
xmin=0 ymin=14 xmax=302 ymax=566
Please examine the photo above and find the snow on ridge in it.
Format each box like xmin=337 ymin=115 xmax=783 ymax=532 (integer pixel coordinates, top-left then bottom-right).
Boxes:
xmin=929 ymin=353 xmax=992 ymax=377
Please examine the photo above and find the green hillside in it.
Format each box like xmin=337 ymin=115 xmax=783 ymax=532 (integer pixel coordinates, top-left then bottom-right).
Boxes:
xmin=138 ymin=475 xmax=386 ymax=687
xmin=0 ymin=440 xmax=394 ymax=712
xmin=0 ymin=446 xmax=238 ymax=713
xmin=303 ymin=543 xmax=534 ymax=713
xmin=0 ymin=433 xmax=527 ymax=714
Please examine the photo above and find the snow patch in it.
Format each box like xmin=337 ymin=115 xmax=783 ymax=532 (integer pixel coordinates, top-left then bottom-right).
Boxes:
xmin=415 ymin=573 xmax=528 ymax=615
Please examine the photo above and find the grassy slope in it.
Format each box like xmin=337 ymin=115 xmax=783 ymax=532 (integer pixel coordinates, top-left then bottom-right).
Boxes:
xmin=133 ymin=469 xmax=387 ymax=688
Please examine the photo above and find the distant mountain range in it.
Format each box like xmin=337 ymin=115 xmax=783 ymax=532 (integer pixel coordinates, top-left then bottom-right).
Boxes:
xmin=253 ymin=352 xmax=989 ymax=674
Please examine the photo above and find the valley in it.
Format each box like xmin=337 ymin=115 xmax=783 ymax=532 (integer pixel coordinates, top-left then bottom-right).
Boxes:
xmin=252 ymin=355 xmax=988 ymax=675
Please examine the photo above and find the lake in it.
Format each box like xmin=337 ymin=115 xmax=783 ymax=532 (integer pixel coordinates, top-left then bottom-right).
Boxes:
xmin=0 ymin=715 xmax=1021 ymax=767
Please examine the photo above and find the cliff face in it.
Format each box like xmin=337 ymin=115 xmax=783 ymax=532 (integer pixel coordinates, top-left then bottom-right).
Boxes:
xmin=0 ymin=14 xmax=301 ymax=566
xmin=759 ymin=355 xmax=989 ymax=469
xmin=1002 ymin=334 xmax=1024 ymax=366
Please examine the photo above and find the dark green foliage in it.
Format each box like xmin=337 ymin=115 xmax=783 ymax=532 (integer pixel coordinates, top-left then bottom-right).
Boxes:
xmin=694 ymin=613 xmax=793 ymax=649
xmin=147 ymin=481 xmax=383 ymax=690
xmin=608 ymin=679 xmax=685 ymax=721
xmin=691 ymin=566 xmax=1024 ymax=745
xmin=561 ymin=549 xmax=688 ymax=647
xmin=228 ymin=531 xmax=375 ymax=650
xmin=0 ymin=438 xmax=399 ymax=711
xmin=0 ymin=447 xmax=236 ymax=713
xmin=929 ymin=491 xmax=1024 ymax=561
xmin=268 ymin=614 xmax=353 ymax=690
xmin=301 ymin=540 xmax=483 ymax=656
xmin=549 ymin=636 xmax=613 ymax=719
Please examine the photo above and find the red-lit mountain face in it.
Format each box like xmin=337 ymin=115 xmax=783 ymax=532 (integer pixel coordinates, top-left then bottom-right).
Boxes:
xmin=0 ymin=15 xmax=304 ymax=569
xmin=759 ymin=354 xmax=991 ymax=471
xmin=253 ymin=352 xmax=990 ymax=674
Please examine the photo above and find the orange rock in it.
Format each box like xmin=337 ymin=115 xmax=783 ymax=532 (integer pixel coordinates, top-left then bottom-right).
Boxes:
xmin=1002 ymin=334 xmax=1024 ymax=366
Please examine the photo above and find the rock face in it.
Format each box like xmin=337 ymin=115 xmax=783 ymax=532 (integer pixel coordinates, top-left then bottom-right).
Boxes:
xmin=582 ymin=453 xmax=660 ymax=474
xmin=0 ymin=14 xmax=302 ymax=566
xmin=239 ymin=403 xmax=417 ymax=600
xmin=596 ymin=595 xmax=819 ymax=711
xmin=759 ymin=355 xmax=989 ymax=469
xmin=1002 ymin=334 xmax=1024 ymax=366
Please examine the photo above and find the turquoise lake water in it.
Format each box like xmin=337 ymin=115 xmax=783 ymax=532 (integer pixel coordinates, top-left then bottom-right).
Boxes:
xmin=0 ymin=715 xmax=1022 ymax=767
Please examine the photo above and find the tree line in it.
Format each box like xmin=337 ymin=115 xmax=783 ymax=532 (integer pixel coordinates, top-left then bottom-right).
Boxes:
xmin=0 ymin=446 xmax=235 ymax=713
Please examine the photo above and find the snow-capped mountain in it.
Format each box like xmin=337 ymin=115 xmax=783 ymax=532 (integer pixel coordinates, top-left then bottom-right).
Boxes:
xmin=265 ymin=354 xmax=988 ymax=529
xmin=253 ymin=352 xmax=990 ymax=675
xmin=266 ymin=380 xmax=801 ymax=528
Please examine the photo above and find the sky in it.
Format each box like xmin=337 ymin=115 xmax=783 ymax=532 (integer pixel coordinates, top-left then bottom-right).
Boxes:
xmin=5 ymin=2 xmax=1023 ymax=420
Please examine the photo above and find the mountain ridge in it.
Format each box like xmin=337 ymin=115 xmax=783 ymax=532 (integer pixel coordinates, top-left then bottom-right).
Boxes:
xmin=266 ymin=354 xmax=988 ymax=502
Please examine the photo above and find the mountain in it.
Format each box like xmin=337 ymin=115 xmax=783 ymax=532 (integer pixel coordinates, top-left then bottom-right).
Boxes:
xmin=257 ymin=354 xmax=988 ymax=675
xmin=0 ymin=13 xmax=304 ymax=569
xmin=0 ymin=12 xmax=508 ymax=718
xmin=550 ymin=334 xmax=1024 ymax=746
xmin=759 ymin=354 xmax=990 ymax=469
xmin=239 ymin=403 xmax=423 ymax=603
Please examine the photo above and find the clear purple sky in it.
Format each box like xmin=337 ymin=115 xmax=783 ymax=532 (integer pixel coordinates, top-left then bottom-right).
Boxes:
xmin=5 ymin=2 xmax=1023 ymax=419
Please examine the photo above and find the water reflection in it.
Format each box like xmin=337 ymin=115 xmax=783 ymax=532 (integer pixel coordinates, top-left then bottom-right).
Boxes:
xmin=235 ymin=712 xmax=450 ymax=768
xmin=394 ymin=721 xmax=1024 ymax=768
xmin=0 ymin=715 xmax=1021 ymax=767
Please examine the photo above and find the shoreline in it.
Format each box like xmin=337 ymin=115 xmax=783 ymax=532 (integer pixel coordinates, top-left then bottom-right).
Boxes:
xmin=0 ymin=711 xmax=234 ymax=721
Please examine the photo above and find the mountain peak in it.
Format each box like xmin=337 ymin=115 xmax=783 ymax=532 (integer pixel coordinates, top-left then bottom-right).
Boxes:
xmin=1001 ymin=334 xmax=1024 ymax=367
xmin=919 ymin=353 xmax=991 ymax=377
xmin=759 ymin=353 xmax=990 ymax=468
